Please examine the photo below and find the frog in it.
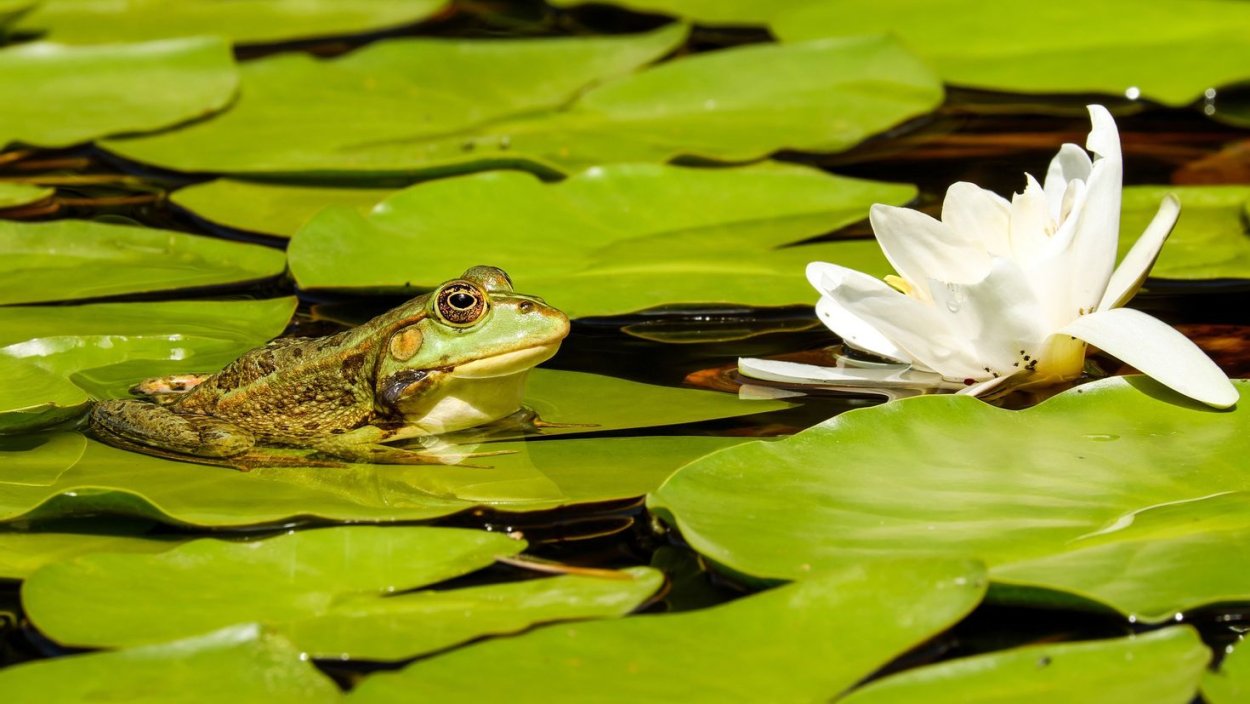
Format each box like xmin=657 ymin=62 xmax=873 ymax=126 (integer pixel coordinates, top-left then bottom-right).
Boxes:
xmin=88 ymin=266 xmax=569 ymax=469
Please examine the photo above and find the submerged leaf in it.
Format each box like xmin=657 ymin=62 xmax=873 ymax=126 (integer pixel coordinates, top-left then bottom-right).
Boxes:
xmin=0 ymin=37 xmax=237 ymax=148
xmin=772 ymin=0 xmax=1250 ymax=106
xmin=348 ymin=558 xmax=987 ymax=703
xmin=649 ymin=377 xmax=1250 ymax=621
xmin=0 ymin=624 xmax=341 ymax=704
xmin=104 ymin=34 xmax=940 ymax=177
xmin=838 ymin=628 xmax=1209 ymax=704
xmin=288 ymin=162 xmax=905 ymax=317
xmin=0 ymin=219 xmax=288 ymax=304
xmin=16 ymin=0 xmax=448 ymax=45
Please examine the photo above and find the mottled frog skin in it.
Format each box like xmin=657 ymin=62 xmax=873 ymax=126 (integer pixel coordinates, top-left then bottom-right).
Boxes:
xmin=88 ymin=266 xmax=569 ymax=467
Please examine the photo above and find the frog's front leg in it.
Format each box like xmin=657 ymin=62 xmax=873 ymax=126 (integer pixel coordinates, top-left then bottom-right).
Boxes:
xmin=309 ymin=424 xmax=512 ymax=466
xmin=89 ymin=399 xmax=255 ymax=458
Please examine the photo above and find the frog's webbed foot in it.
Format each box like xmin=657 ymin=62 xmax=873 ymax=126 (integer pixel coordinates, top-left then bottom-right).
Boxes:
xmin=89 ymin=399 xmax=255 ymax=458
xmin=309 ymin=425 xmax=514 ymax=467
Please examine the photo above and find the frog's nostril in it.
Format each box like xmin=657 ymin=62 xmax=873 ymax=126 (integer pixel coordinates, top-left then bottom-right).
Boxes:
xmin=518 ymin=301 xmax=534 ymax=314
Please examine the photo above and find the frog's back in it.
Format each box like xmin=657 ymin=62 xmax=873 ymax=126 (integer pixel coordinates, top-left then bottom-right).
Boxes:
xmin=175 ymin=332 xmax=381 ymax=440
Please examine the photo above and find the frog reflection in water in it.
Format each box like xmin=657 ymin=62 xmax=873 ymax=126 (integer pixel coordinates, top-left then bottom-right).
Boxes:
xmin=89 ymin=266 xmax=569 ymax=468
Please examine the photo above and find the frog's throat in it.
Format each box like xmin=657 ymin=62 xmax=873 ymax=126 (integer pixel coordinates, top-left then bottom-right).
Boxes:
xmin=450 ymin=342 xmax=561 ymax=379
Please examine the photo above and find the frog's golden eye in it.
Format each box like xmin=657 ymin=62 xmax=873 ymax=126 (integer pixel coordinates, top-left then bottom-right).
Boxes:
xmin=435 ymin=282 xmax=487 ymax=326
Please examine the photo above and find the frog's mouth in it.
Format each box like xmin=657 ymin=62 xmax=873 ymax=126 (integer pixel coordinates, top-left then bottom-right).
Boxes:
xmin=450 ymin=342 xmax=562 ymax=379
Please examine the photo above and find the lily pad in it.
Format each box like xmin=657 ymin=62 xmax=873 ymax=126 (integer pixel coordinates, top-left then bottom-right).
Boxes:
xmin=549 ymin=0 xmax=808 ymax=25
xmin=649 ymin=377 xmax=1250 ymax=622
xmin=0 ymin=624 xmax=341 ymax=704
xmin=103 ymin=25 xmax=687 ymax=176
xmin=104 ymin=33 xmax=941 ymax=177
xmin=0 ymin=37 xmax=237 ymax=149
xmin=0 ymin=219 xmax=288 ymax=304
xmin=348 ymin=558 xmax=987 ymax=703
xmin=1122 ymin=185 xmax=1250 ymax=282
xmin=23 ymin=525 xmax=525 ymax=649
xmin=288 ymin=162 xmax=905 ymax=316
xmin=0 ymin=298 xmax=297 ymax=430
xmin=771 ymin=0 xmax=1250 ymax=107
xmin=0 ymin=432 xmax=748 ymax=526
xmin=0 ymin=523 xmax=180 ymax=579
xmin=1204 ymin=636 xmax=1250 ymax=704
xmin=172 ymin=180 xmax=391 ymax=238
xmin=838 ymin=627 xmax=1209 ymax=704
xmin=16 ymin=0 xmax=447 ymax=45
xmin=0 ymin=182 xmax=53 ymax=209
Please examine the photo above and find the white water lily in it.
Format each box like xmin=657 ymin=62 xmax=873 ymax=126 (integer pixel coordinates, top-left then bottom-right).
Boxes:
xmin=741 ymin=105 xmax=1237 ymax=408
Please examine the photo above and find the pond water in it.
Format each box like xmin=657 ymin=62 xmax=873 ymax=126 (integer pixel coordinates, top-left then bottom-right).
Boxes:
xmin=3 ymin=1 xmax=1250 ymax=701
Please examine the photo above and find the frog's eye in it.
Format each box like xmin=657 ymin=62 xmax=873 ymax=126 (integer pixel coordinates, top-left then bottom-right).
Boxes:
xmin=435 ymin=282 xmax=487 ymax=326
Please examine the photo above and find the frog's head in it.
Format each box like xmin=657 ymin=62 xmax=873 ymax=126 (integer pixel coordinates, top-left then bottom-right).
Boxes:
xmin=375 ymin=266 xmax=569 ymax=414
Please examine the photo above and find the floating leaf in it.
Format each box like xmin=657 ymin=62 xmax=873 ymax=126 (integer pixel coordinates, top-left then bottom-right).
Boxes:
xmin=0 ymin=298 xmax=296 ymax=430
xmin=0 ymin=37 xmax=237 ymax=149
xmin=0 ymin=624 xmax=340 ymax=704
xmin=548 ymin=0 xmax=807 ymax=25
xmin=1122 ymin=185 xmax=1250 ymax=282
xmin=16 ymin=0 xmax=447 ymax=45
xmin=103 ymin=25 xmax=687 ymax=176
xmin=288 ymin=162 xmax=905 ymax=316
xmin=1204 ymin=636 xmax=1250 ymax=704
xmin=0 ymin=182 xmax=52 ymax=209
xmin=348 ymin=558 xmax=987 ymax=703
xmin=23 ymin=526 xmax=524 ymax=649
xmin=0 ymin=522 xmax=180 ymax=579
xmin=649 ymin=377 xmax=1250 ymax=622
xmin=105 ymin=34 xmax=940 ymax=177
xmin=172 ymin=180 xmax=391 ymax=238
xmin=838 ymin=628 xmax=1208 ymax=704
xmin=771 ymin=0 xmax=1250 ymax=107
xmin=0 ymin=219 xmax=288 ymax=304
xmin=0 ymin=431 xmax=747 ymax=526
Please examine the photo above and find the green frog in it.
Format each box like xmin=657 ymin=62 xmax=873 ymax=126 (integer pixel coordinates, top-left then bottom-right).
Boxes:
xmin=88 ymin=266 xmax=569 ymax=468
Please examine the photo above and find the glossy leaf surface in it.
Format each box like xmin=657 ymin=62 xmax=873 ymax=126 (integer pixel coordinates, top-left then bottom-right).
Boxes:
xmin=0 ymin=523 xmax=180 ymax=579
xmin=1204 ymin=636 xmax=1250 ymax=704
xmin=0 ymin=182 xmax=52 ymax=209
xmin=1121 ymin=185 xmax=1250 ymax=281
xmin=0 ymin=37 xmax=237 ymax=148
xmin=349 ymin=558 xmax=987 ymax=703
xmin=839 ymin=628 xmax=1208 ymax=704
xmin=650 ymin=377 xmax=1250 ymax=622
xmin=172 ymin=180 xmax=391 ymax=238
xmin=772 ymin=0 xmax=1250 ymax=106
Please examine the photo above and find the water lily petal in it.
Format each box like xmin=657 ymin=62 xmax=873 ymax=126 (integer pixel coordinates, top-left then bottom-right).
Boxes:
xmin=956 ymin=369 xmax=1024 ymax=397
xmin=1043 ymin=143 xmax=1092 ymax=222
xmin=811 ymin=297 xmax=909 ymax=363
xmin=1008 ymin=173 xmax=1052 ymax=262
xmin=1098 ymin=193 xmax=1181 ymax=311
xmin=941 ymin=182 xmax=1011 ymax=257
xmin=737 ymin=357 xmax=953 ymax=390
xmin=868 ymin=204 xmax=992 ymax=288
xmin=1059 ymin=308 xmax=1237 ymax=409
xmin=927 ymin=257 xmax=1049 ymax=375
xmin=1065 ymin=105 xmax=1123 ymax=312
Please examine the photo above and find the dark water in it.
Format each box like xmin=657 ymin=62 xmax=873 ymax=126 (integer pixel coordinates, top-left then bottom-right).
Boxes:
xmin=3 ymin=0 xmax=1250 ymax=686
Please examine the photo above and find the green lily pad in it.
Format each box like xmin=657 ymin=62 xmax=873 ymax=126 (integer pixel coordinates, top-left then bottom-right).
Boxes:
xmin=23 ymin=525 xmax=524 ymax=649
xmin=288 ymin=162 xmax=904 ymax=316
xmin=0 ymin=298 xmax=297 ymax=430
xmin=172 ymin=180 xmax=392 ymax=239
xmin=1122 ymin=185 xmax=1250 ymax=281
xmin=0 ymin=522 xmax=180 ymax=580
xmin=0 ymin=219 xmax=288 ymax=304
xmin=16 ymin=0 xmax=447 ymax=45
xmin=1204 ymin=637 xmax=1250 ymax=704
xmin=0 ymin=624 xmax=341 ymax=704
xmin=0 ymin=182 xmax=53 ymax=209
xmin=0 ymin=37 xmax=237 ymax=149
xmin=549 ymin=0 xmax=808 ymax=25
xmin=0 ymin=432 xmax=748 ymax=526
xmin=348 ymin=558 xmax=987 ymax=703
xmin=838 ymin=627 xmax=1209 ymax=704
xmin=771 ymin=0 xmax=1250 ymax=107
xmin=104 ymin=33 xmax=941 ymax=177
xmin=649 ymin=377 xmax=1250 ymax=622
xmin=103 ymin=25 xmax=686 ymax=176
